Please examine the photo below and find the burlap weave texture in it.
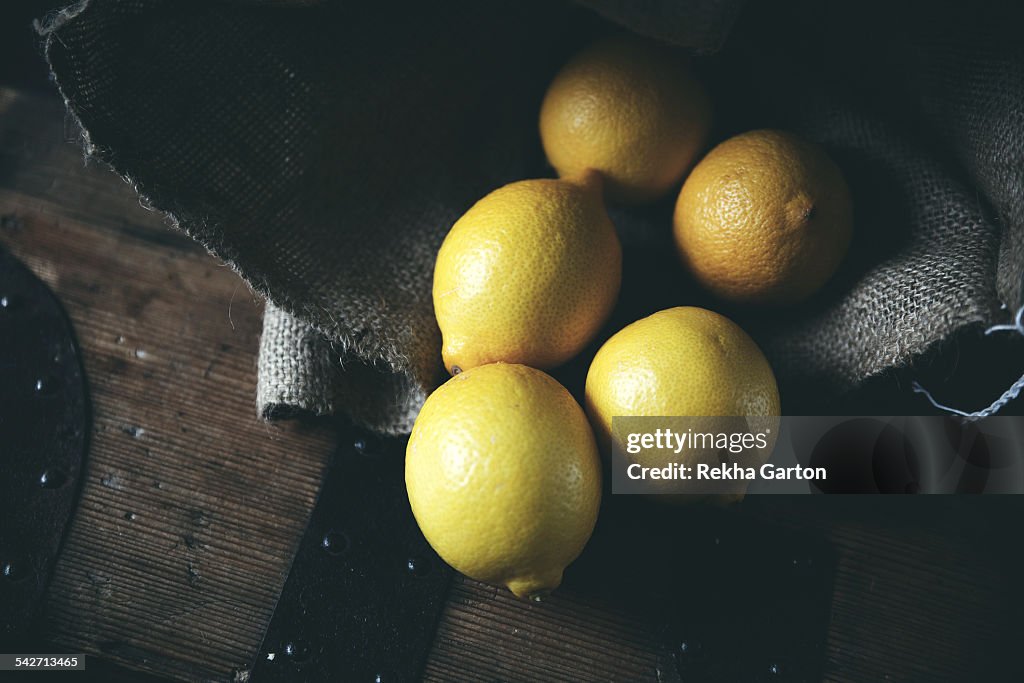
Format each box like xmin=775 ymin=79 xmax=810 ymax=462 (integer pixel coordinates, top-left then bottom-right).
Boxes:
xmin=41 ymin=0 xmax=1023 ymax=433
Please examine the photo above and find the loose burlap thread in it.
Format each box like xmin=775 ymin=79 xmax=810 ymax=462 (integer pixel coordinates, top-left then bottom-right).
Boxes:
xmin=41 ymin=0 xmax=1023 ymax=433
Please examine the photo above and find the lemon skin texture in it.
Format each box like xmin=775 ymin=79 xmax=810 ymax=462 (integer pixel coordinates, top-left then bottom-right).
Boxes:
xmin=585 ymin=307 xmax=780 ymax=499
xmin=406 ymin=363 xmax=602 ymax=599
xmin=540 ymin=34 xmax=712 ymax=204
xmin=433 ymin=176 xmax=621 ymax=374
xmin=674 ymin=129 xmax=853 ymax=304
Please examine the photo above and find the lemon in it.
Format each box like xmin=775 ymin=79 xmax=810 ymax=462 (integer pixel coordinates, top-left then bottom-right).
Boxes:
xmin=433 ymin=175 xmax=621 ymax=374
xmin=406 ymin=363 xmax=602 ymax=599
xmin=586 ymin=307 xmax=779 ymax=423
xmin=540 ymin=34 xmax=712 ymax=204
xmin=585 ymin=307 xmax=779 ymax=495
xmin=674 ymin=129 xmax=853 ymax=304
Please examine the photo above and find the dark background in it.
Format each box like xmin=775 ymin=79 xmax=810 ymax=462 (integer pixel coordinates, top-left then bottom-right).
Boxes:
xmin=0 ymin=1 xmax=62 ymax=94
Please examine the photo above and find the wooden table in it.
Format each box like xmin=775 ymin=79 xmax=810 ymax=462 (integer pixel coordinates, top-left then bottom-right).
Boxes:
xmin=2 ymin=88 xmax=1021 ymax=682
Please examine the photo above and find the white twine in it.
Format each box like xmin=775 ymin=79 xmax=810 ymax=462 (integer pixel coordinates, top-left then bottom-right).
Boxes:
xmin=912 ymin=305 xmax=1024 ymax=420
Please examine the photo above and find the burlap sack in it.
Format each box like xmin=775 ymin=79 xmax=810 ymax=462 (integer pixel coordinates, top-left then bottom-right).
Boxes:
xmin=41 ymin=0 xmax=1023 ymax=433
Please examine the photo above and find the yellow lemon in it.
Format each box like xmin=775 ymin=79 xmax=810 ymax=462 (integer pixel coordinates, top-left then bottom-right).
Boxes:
xmin=585 ymin=307 xmax=779 ymax=496
xmin=433 ymin=176 xmax=621 ymax=374
xmin=406 ymin=363 xmax=602 ymax=599
xmin=540 ymin=34 xmax=712 ymax=204
xmin=674 ymin=129 xmax=853 ymax=304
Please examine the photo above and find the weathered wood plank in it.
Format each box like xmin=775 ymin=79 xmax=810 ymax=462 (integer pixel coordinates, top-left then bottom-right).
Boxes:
xmin=426 ymin=577 xmax=664 ymax=682
xmin=424 ymin=500 xmax=1018 ymax=682
xmin=1 ymin=88 xmax=335 ymax=681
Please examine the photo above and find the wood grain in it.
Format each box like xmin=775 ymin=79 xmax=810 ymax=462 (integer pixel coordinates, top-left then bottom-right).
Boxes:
xmin=427 ymin=577 xmax=664 ymax=682
xmin=425 ymin=499 xmax=1018 ymax=683
xmin=0 ymin=88 xmax=335 ymax=681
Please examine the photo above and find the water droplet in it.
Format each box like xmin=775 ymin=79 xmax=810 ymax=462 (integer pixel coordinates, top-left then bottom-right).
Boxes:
xmin=789 ymin=555 xmax=816 ymax=579
xmin=124 ymin=512 xmax=136 ymax=521
xmin=677 ymin=638 xmax=705 ymax=660
xmin=283 ymin=640 xmax=311 ymax=662
xmin=39 ymin=469 xmax=68 ymax=489
xmin=352 ymin=433 xmax=382 ymax=457
xmin=2 ymin=559 xmax=29 ymax=582
xmin=450 ymin=365 xmax=462 ymax=375
xmin=406 ymin=556 xmax=431 ymax=577
xmin=33 ymin=376 xmax=60 ymax=396
xmin=767 ymin=660 xmax=786 ymax=676
xmin=101 ymin=473 xmax=123 ymax=490
xmin=186 ymin=562 xmax=200 ymax=586
xmin=321 ymin=531 xmax=349 ymax=556
xmin=121 ymin=425 xmax=145 ymax=439
xmin=190 ymin=510 xmax=210 ymax=527
xmin=374 ymin=673 xmax=391 ymax=683
xmin=0 ymin=295 xmax=15 ymax=311
xmin=115 ymin=335 xmax=125 ymax=344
